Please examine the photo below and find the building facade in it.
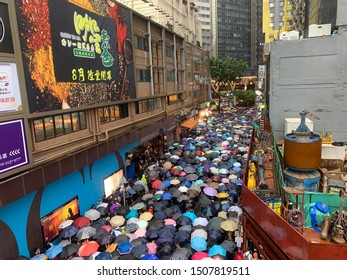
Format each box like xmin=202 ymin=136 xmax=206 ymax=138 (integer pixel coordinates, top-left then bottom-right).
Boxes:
xmin=195 ymin=0 xmax=212 ymax=52
xmin=0 ymin=0 xmax=209 ymax=259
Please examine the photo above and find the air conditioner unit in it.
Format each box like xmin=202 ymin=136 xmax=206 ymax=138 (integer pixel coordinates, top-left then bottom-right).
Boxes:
xmin=279 ymin=31 xmax=299 ymax=40
xmin=308 ymin=24 xmax=331 ymax=37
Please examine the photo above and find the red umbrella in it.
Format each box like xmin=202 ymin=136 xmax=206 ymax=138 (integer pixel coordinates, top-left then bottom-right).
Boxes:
xmin=77 ymin=241 xmax=100 ymax=257
xmin=73 ymin=216 xmax=90 ymax=228
xmin=152 ymin=179 xmax=162 ymax=189
xmin=191 ymin=251 xmax=209 ymax=260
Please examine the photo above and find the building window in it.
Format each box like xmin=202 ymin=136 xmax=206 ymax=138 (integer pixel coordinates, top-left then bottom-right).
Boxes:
xmin=136 ymin=97 xmax=162 ymax=114
xmin=167 ymin=94 xmax=178 ymax=105
xmin=167 ymin=70 xmax=175 ymax=82
xmin=33 ymin=111 xmax=87 ymax=142
xmin=99 ymin=104 xmax=129 ymax=124
xmin=134 ymin=35 xmax=149 ymax=51
xmin=194 ymin=90 xmax=201 ymax=98
xmin=166 ymin=45 xmax=174 ymax=57
xmin=136 ymin=69 xmax=151 ymax=82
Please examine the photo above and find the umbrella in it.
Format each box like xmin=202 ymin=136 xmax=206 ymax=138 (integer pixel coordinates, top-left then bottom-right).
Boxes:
xmin=183 ymin=211 xmax=197 ymax=222
xmin=185 ymin=174 xmax=199 ymax=181
xmin=59 ymin=225 xmax=79 ymax=239
xmin=106 ymin=243 xmax=118 ymax=253
xmin=76 ymin=226 xmax=97 ymax=240
xmin=109 ymin=215 xmax=125 ymax=227
xmin=141 ymin=254 xmax=160 ymax=260
xmin=221 ymin=240 xmax=237 ymax=252
xmin=132 ymin=244 xmax=148 ymax=259
xmin=141 ymin=194 xmax=153 ymax=201
xmin=187 ymin=189 xmax=200 ymax=198
xmin=132 ymin=202 xmax=146 ymax=210
xmin=58 ymin=239 xmax=71 ymax=248
xmin=157 ymin=225 xmax=176 ymax=239
xmin=124 ymin=223 xmax=139 ymax=233
xmin=203 ymin=187 xmax=218 ymax=197
xmin=208 ymin=245 xmax=227 ymax=257
xmin=190 ymin=236 xmax=207 ymax=252
xmin=191 ymin=251 xmax=209 ymax=260
xmin=164 ymin=218 xmax=176 ymax=227
xmin=84 ymin=209 xmax=101 ymax=221
xmin=45 ymin=244 xmax=63 ymax=259
xmin=139 ymin=212 xmax=153 ymax=221
xmin=176 ymin=215 xmax=192 ymax=226
xmin=136 ymin=219 xmax=149 ymax=229
xmin=97 ymin=206 xmax=109 ymax=217
xmin=109 ymin=202 xmax=121 ymax=215
xmin=134 ymin=228 xmax=147 ymax=238
xmin=116 ymin=206 xmax=130 ymax=217
xmin=97 ymin=232 xmax=115 ymax=245
xmin=60 ymin=243 xmax=80 ymax=259
xmin=152 ymin=179 xmax=163 ymax=189
xmin=216 ymin=192 xmax=229 ymax=199
xmin=206 ymin=217 xmax=224 ymax=231
xmin=192 ymin=217 xmax=208 ymax=227
xmin=147 ymin=219 xmax=165 ymax=231
xmin=157 ymin=242 xmax=176 ymax=259
xmin=191 ymin=228 xmax=208 ymax=240
xmin=92 ymin=227 xmax=109 ymax=239
xmin=154 ymin=211 xmax=167 ymax=220
xmin=77 ymin=241 xmax=100 ymax=257
xmin=114 ymin=234 xmax=130 ymax=244
xmin=73 ymin=216 xmax=90 ymax=228
xmin=146 ymin=230 xmax=159 ymax=239
xmin=117 ymin=242 xmax=133 ymax=255
xmin=125 ymin=209 xmax=139 ymax=219
xmin=174 ymin=230 xmax=190 ymax=243
xmin=95 ymin=252 xmax=112 ymax=260
xmin=161 ymin=192 xmax=173 ymax=201
xmin=101 ymin=225 xmax=113 ymax=232
xmin=201 ymin=206 xmax=217 ymax=217
xmin=220 ymin=220 xmax=238 ymax=232
xmin=59 ymin=219 xmax=73 ymax=229
xmin=170 ymin=248 xmax=189 ymax=260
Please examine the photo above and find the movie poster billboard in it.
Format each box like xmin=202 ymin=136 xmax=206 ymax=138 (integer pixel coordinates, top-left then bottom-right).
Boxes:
xmin=0 ymin=119 xmax=29 ymax=174
xmin=0 ymin=2 xmax=14 ymax=54
xmin=15 ymin=0 xmax=135 ymax=114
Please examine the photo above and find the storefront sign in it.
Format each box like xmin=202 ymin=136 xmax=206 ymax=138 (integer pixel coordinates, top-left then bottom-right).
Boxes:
xmin=0 ymin=3 xmax=14 ymax=54
xmin=0 ymin=62 xmax=22 ymax=112
xmin=0 ymin=119 xmax=29 ymax=174
xmin=48 ymin=0 xmax=118 ymax=83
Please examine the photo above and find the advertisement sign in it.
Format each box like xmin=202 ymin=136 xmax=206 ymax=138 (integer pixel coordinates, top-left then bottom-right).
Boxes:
xmin=0 ymin=3 xmax=14 ymax=54
xmin=0 ymin=62 xmax=22 ymax=112
xmin=41 ymin=197 xmax=80 ymax=243
xmin=15 ymin=0 xmax=135 ymax=113
xmin=48 ymin=1 xmax=118 ymax=83
xmin=0 ymin=119 xmax=29 ymax=174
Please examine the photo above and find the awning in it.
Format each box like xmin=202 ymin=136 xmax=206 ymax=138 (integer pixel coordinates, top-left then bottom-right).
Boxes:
xmin=180 ymin=119 xmax=199 ymax=129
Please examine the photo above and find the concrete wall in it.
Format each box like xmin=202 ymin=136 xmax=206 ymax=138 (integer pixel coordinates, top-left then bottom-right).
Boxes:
xmin=269 ymin=30 xmax=347 ymax=142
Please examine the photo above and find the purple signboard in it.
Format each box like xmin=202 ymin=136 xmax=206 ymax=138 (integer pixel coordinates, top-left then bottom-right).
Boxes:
xmin=0 ymin=119 xmax=29 ymax=174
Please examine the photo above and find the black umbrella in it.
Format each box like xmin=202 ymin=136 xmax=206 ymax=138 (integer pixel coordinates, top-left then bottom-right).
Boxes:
xmin=146 ymin=229 xmax=159 ymax=240
xmin=59 ymin=243 xmax=80 ymax=259
xmin=147 ymin=219 xmax=165 ymax=231
xmin=92 ymin=228 xmax=109 ymax=239
xmin=59 ymin=225 xmax=79 ymax=239
xmin=153 ymin=201 xmax=167 ymax=212
xmin=131 ymin=244 xmax=148 ymax=259
xmin=97 ymin=233 xmax=115 ymax=246
xmin=97 ymin=206 xmax=109 ymax=217
xmin=176 ymin=215 xmax=191 ymax=226
xmin=174 ymin=230 xmax=190 ymax=243
xmin=90 ymin=218 xmax=108 ymax=229
xmin=114 ymin=234 xmax=130 ymax=244
xmin=131 ymin=237 xmax=148 ymax=247
xmin=116 ymin=206 xmax=130 ymax=217
xmin=201 ymin=206 xmax=217 ymax=217
xmin=157 ymin=242 xmax=176 ymax=259
xmin=206 ymin=217 xmax=224 ymax=232
xmin=157 ymin=225 xmax=176 ymax=239
xmin=178 ymin=224 xmax=192 ymax=232
xmin=153 ymin=211 xmax=167 ymax=220
xmin=221 ymin=240 xmax=237 ymax=252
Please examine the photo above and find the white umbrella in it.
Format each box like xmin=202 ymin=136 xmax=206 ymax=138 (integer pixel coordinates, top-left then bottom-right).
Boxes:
xmin=192 ymin=217 xmax=209 ymax=227
xmin=84 ymin=209 xmax=101 ymax=221
xmin=96 ymin=202 xmax=108 ymax=208
xmin=58 ymin=219 xmax=73 ymax=229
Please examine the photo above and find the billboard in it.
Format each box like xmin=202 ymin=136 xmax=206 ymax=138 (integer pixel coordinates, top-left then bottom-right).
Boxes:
xmin=15 ymin=0 xmax=135 ymax=113
xmin=41 ymin=197 xmax=80 ymax=243
xmin=0 ymin=119 xmax=29 ymax=174
xmin=0 ymin=62 xmax=22 ymax=112
xmin=0 ymin=2 xmax=14 ymax=54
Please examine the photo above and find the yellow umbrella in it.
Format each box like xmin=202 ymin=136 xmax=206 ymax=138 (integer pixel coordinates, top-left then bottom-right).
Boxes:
xmin=220 ymin=220 xmax=238 ymax=232
xmin=216 ymin=193 xmax=229 ymax=199
xmin=139 ymin=212 xmax=153 ymax=221
xmin=109 ymin=215 xmax=125 ymax=227
xmin=106 ymin=243 xmax=118 ymax=253
xmin=218 ymin=211 xmax=228 ymax=219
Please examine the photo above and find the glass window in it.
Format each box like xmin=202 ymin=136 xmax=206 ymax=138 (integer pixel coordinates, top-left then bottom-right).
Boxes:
xmin=109 ymin=106 xmax=116 ymax=121
xmin=44 ymin=117 xmax=54 ymax=139
xmin=103 ymin=107 xmax=110 ymax=123
xmin=79 ymin=111 xmax=87 ymax=130
xmin=54 ymin=115 xmax=64 ymax=136
xmin=71 ymin=112 xmax=79 ymax=131
xmin=63 ymin=113 xmax=72 ymax=133
xmin=34 ymin=119 xmax=45 ymax=142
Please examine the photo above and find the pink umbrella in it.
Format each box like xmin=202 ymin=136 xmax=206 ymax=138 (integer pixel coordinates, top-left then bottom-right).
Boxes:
xmin=134 ymin=228 xmax=146 ymax=238
xmin=164 ymin=218 xmax=177 ymax=227
xmin=101 ymin=225 xmax=112 ymax=232
xmin=192 ymin=251 xmax=209 ymax=260
xmin=146 ymin=242 xmax=157 ymax=254
xmin=203 ymin=186 xmax=218 ymax=197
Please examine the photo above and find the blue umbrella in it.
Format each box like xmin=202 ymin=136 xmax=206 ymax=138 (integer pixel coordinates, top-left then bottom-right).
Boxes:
xmin=208 ymin=245 xmax=226 ymax=257
xmin=161 ymin=192 xmax=173 ymax=201
xmin=125 ymin=209 xmax=139 ymax=219
xmin=60 ymin=225 xmax=79 ymax=239
xmin=117 ymin=242 xmax=133 ymax=255
xmin=176 ymin=215 xmax=192 ymax=226
xmin=95 ymin=252 xmax=112 ymax=260
xmin=45 ymin=244 xmax=63 ymax=259
xmin=191 ymin=236 xmax=207 ymax=252
xmin=141 ymin=254 xmax=160 ymax=260
xmin=183 ymin=211 xmax=197 ymax=222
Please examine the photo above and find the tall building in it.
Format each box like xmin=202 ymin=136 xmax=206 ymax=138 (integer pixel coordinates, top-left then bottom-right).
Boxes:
xmin=263 ymin=0 xmax=293 ymax=43
xmin=117 ymin=0 xmax=203 ymax=46
xmin=195 ymin=0 xmax=212 ymax=52
xmin=211 ymin=0 xmax=264 ymax=75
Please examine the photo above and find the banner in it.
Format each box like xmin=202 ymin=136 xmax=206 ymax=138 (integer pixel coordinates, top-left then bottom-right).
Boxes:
xmin=15 ymin=0 xmax=135 ymax=113
xmin=0 ymin=119 xmax=29 ymax=174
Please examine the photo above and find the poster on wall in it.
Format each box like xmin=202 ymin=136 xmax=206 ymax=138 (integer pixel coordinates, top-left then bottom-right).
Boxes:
xmin=41 ymin=197 xmax=80 ymax=243
xmin=0 ymin=2 xmax=14 ymax=54
xmin=15 ymin=0 xmax=135 ymax=114
xmin=0 ymin=62 xmax=22 ymax=112
xmin=0 ymin=119 xmax=29 ymax=174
